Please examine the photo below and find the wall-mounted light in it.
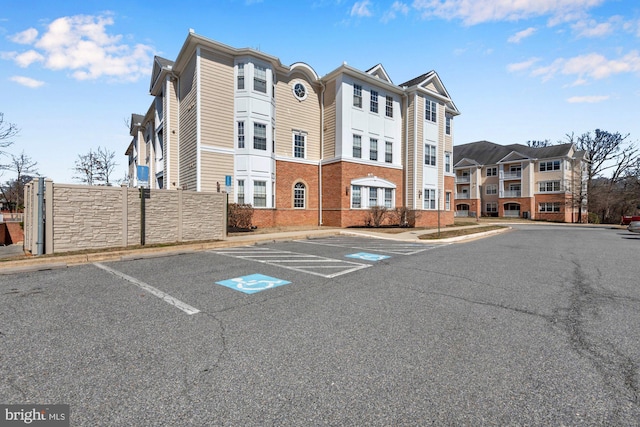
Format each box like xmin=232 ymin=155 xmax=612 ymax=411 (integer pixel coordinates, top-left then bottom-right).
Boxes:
xmin=345 ymin=186 xmax=350 ymax=196
xmin=418 ymin=190 xmax=422 ymax=199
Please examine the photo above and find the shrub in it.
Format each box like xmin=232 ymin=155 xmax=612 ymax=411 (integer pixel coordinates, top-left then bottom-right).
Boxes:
xmin=587 ymin=212 xmax=600 ymax=224
xmin=364 ymin=206 xmax=388 ymax=227
xmin=228 ymin=203 xmax=254 ymax=229
xmin=389 ymin=206 xmax=419 ymax=227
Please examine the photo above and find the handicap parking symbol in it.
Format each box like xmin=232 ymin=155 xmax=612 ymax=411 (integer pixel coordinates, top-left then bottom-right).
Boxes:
xmin=216 ymin=274 xmax=291 ymax=294
xmin=345 ymin=252 xmax=391 ymax=262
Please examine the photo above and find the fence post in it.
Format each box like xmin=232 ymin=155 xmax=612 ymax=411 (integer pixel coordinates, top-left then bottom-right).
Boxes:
xmin=45 ymin=178 xmax=53 ymax=254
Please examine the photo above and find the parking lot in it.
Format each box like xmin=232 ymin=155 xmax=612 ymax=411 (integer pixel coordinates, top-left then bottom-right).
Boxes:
xmin=2 ymin=225 xmax=640 ymax=425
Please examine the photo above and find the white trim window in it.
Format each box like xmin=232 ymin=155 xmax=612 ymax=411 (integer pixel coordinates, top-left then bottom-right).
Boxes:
xmin=445 ymin=192 xmax=451 ymax=210
xmin=385 ymin=96 xmax=393 ymax=118
xmin=294 ymin=182 xmax=305 ymax=208
xmin=293 ymin=131 xmax=306 ymax=158
xmin=425 ymin=144 xmax=436 ymax=166
xmin=370 ymin=138 xmax=378 ymax=161
xmin=539 ymin=180 xmax=561 ymax=192
xmin=351 ymin=185 xmax=362 ymax=208
xmin=425 ymin=99 xmax=437 ymax=122
xmin=445 ymin=152 xmax=451 ymax=173
xmin=424 ymin=188 xmax=436 ymax=210
xmin=353 ymin=84 xmax=362 ymax=108
xmin=540 ymin=160 xmax=561 ymax=172
xmin=369 ymin=187 xmax=378 ymax=207
xmin=384 ymin=188 xmax=393 ymax=208
xmin=253 ymin=181 xmax=267 ymax=207
xmin=237 ymin=63 xmax=245 ymax=90
xmin=486 ymin=202 xmax=498 ymax=214
xmin=385 ymin=141 xmax=393 ymax=163
xmin=486 ymin=184 xmax=497 ymax=195
xmin=254 ymin=123 xmax=267 ymax=150
xmin=445 ymin=115 xmax=451 ymax=135
xmin=237 ymin=179 xmax=245 ymax=204
xmin=254 ymin=65 xmax=267 ymax=93
xmin=486 ymin=167 xmax=497 ymax=176
xmin=353 ymin=134 xmax=362 ymax=158
xmin=539 ymin=202 xmax=561 ymax=212
xmin=237 ymin=121 xmax=245 ymax=149
xmin=370 ymin=90 xmax=378 ymax=113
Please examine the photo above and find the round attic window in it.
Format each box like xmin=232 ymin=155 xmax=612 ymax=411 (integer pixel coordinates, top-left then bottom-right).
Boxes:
xmin=293 ymin=82 xmax=307 ymax=101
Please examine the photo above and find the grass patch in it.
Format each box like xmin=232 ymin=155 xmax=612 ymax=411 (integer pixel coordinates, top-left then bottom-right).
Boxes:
xmin=418 ymin=225 xmax=507 ymax=240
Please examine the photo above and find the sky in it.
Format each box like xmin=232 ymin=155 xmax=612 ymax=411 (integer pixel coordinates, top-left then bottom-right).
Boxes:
xmin=1 ymin=0 xmax=639 ymax=183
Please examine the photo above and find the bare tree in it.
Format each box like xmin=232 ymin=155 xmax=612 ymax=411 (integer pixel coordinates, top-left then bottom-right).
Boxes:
xmin=73 ymin=149 xmax=100 ymax=185
xmin=0 ymin=151 xmax=38 ymax=212
xmin=95 ymin=146 xmax=118 ymax=186
xmin=526 ymin=139 xmax=552 ymax=148
xmin=0 ymin=113 xmax=18 ymax=156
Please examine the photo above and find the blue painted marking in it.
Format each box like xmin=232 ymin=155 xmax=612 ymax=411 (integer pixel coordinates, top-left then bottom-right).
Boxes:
xmin=345 ymin=252 xmax=391 ymax=261
xmin=216 ymin=274 xmax=291 ymax=294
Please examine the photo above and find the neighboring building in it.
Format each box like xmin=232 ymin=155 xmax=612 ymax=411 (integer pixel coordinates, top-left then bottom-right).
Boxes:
xmin=453 ymin=141 xmax=589 ymax=223
xmin=126 ymin=31 xmax=460 ymax=228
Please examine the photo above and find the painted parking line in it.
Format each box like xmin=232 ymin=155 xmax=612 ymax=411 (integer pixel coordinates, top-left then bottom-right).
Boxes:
xmin=210 ymin=247 xmax=370 ymax=278
xmin=93 ymin=263 xmax=200 ymax=315
xmin=297 ymin=236 xmax=435 ymax=255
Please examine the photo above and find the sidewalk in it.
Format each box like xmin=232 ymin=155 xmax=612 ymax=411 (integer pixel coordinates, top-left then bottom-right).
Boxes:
xmin=0 ymin=224 xmax=507 ymax=275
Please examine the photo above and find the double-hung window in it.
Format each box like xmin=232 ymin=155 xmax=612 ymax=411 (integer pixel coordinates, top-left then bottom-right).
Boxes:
xmin=254 ymin=123 xmax=267 ymax=150
xmin=353 ymin=84 xmax=362 ymax=108
xmin=425 ymin=144 xmax=436 ymax=166
xmin=237 ymin=121 xmax=245 ymax=148
xmin=369 ymin=187 xmax=378 ymax=207
xmin=539 ymin=181 xmax=561 ymax=192
xmin=540 ymin=160 xmax=561 ymax=171
xmin=351 ymin=185 xmax=361 ymax=208
xmin=385 ymin=142 xmax=393 ymax=163
xmin=384 ymin=188 xmax=393 ymax=208
xmin=293 ymin=132 xmax=305 ymax=158
xmin=445 ymin=152 xmax=451 ymax=173
xmin=486 ymin=184 xmax=497 ymax=195
xmin=254 ymin=65 xmax=267 ymax=93
xmin=353 ymin=135 xmax=362 ymax=158
xmin=539 ymin=202 xmax=561 ymax=212
xmin=237 ymin=63 xmax=245 ymax=90
xmin=237 ymin=180 xmax=245 ymax=204
xmin=425 ymin=99 xmax=437 ymax=122
xmin=385 ymin=96 xmax=393 ymax=118
xmin=424 ymin=189 xmax=436 ymax=210
xmin=253 ymin=181 xmax=266 ymax=207
xmin=486 ymin=167 xmax=497 ymax=176
xmin=370 ymin=90 xmax=378 ymax=113
xmin=445 ymin=115 xmax=451 ymax=135
xmin=369 ymin=138 xmax=378 ymax=161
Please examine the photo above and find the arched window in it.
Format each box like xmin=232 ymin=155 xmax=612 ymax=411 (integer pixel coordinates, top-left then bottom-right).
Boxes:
xmin=294 ymin=182 xmax=305 ymax=208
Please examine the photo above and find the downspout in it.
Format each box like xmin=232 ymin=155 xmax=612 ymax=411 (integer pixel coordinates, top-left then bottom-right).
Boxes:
xmin=319 ymin=81 xmax=325 ymax=226
xmin=413 ymin=92 xmax=418 ymax=210
xmin=196 ymin=46 xmax=202 ymax=191
xmin=402 ymin=91 xmax=408 ymax=211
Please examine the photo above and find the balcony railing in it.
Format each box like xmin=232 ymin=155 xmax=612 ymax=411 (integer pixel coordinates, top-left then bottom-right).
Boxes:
xmin=455 ymin=176 xmax=470 ymax=183
xmin=503 ymin=190 xmax=522 ymax=198
xmin=502 ymin=172 xmax=522 ymax=180
xmin=455 ymin=193 xmax=470 ymax=199
xmin=504 ymin=210 xmax=521 ymax=217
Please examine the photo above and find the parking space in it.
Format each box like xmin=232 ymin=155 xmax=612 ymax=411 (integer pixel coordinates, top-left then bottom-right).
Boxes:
xmin=297 ymin=235 xmax=440 ymax=255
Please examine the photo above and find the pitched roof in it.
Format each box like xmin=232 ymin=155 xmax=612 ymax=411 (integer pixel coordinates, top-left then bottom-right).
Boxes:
xmin=399 ymin=71 xmax=435 ymax=88
xmin=453 ymin=141 xmax=582 ymax=166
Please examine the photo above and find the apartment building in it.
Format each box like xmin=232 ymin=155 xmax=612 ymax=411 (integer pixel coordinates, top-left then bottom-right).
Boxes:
xmin=125 ymin=31 xmax=460 ymax=228
xmin=453 ymin=141 xmax=589 ymax=223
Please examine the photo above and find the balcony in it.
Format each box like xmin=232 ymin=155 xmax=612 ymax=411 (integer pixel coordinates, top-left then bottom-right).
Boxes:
xmin=455 ymin=176 xmax=470 ymax=184
xmin=504 ymin=210 xmax=521 ymax=217
xmin=455 ymin=193 xmax=470 ymax=199
xmin=503 ymin=190 xmax=522 ymax=198
xmin=502 ymin=172 xmax=522 ymax=180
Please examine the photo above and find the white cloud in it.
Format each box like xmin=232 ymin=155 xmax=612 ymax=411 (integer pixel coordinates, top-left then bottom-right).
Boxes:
xmin=571 ymin=16 xmax=622 ymax=38
xmin=508 ymin=27 xmax=537 ymax=43
xmin=14 ymin=50 xmax=44 ymax=67
xmin=10 ymin=75 xmax=45 ymax=88
xmin=382 ymin=1 xmax=410 ymax=22
xmin=3 ymin=14 xmax=154 ymax=82
xmin=411 ymin=0 xmax=605 ymax=26
xmin=567 ymin=95 xmax=610 ymax=103
xmin=351 ymin=0 xmax=373 ymax=17
xmin=10 ymin=28 xmax=38 ymax=44
xmin=532 ymin=51 xmax=640 ymax=83
xmin=507 ymin=57 xmax=540 ymax=72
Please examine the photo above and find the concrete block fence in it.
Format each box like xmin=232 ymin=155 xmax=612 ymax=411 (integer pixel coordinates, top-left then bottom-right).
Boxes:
xmin=24 ymin=180 xmax=227 ymax=255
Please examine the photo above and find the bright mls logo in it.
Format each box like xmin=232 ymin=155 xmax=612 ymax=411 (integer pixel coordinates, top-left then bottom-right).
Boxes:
xmin=1 ymin=404 xmax=69 ymax=426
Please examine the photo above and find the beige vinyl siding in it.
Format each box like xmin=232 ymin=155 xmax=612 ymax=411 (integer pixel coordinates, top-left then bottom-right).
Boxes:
xmin=437 ymin=101 xmax=445 ymax=199
xmin=406 ymin=94 xmax=416 ymax=207
xmin=416 ymin=96 xmax=424 ymax=204
xmin=200 ymin=151 xmax=234 ymax=193
xmin=165 ymin=79 xmax=179 ymax=189
xmin=323 ymin=80 xmax=337 ymax=158
xmin=179 ymin=55 xmax=198 ymax=191
xmin=199 ymin=48 xmax=234 ymax=150
xmin=275 ymin=73 xmax=321 ymax=160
